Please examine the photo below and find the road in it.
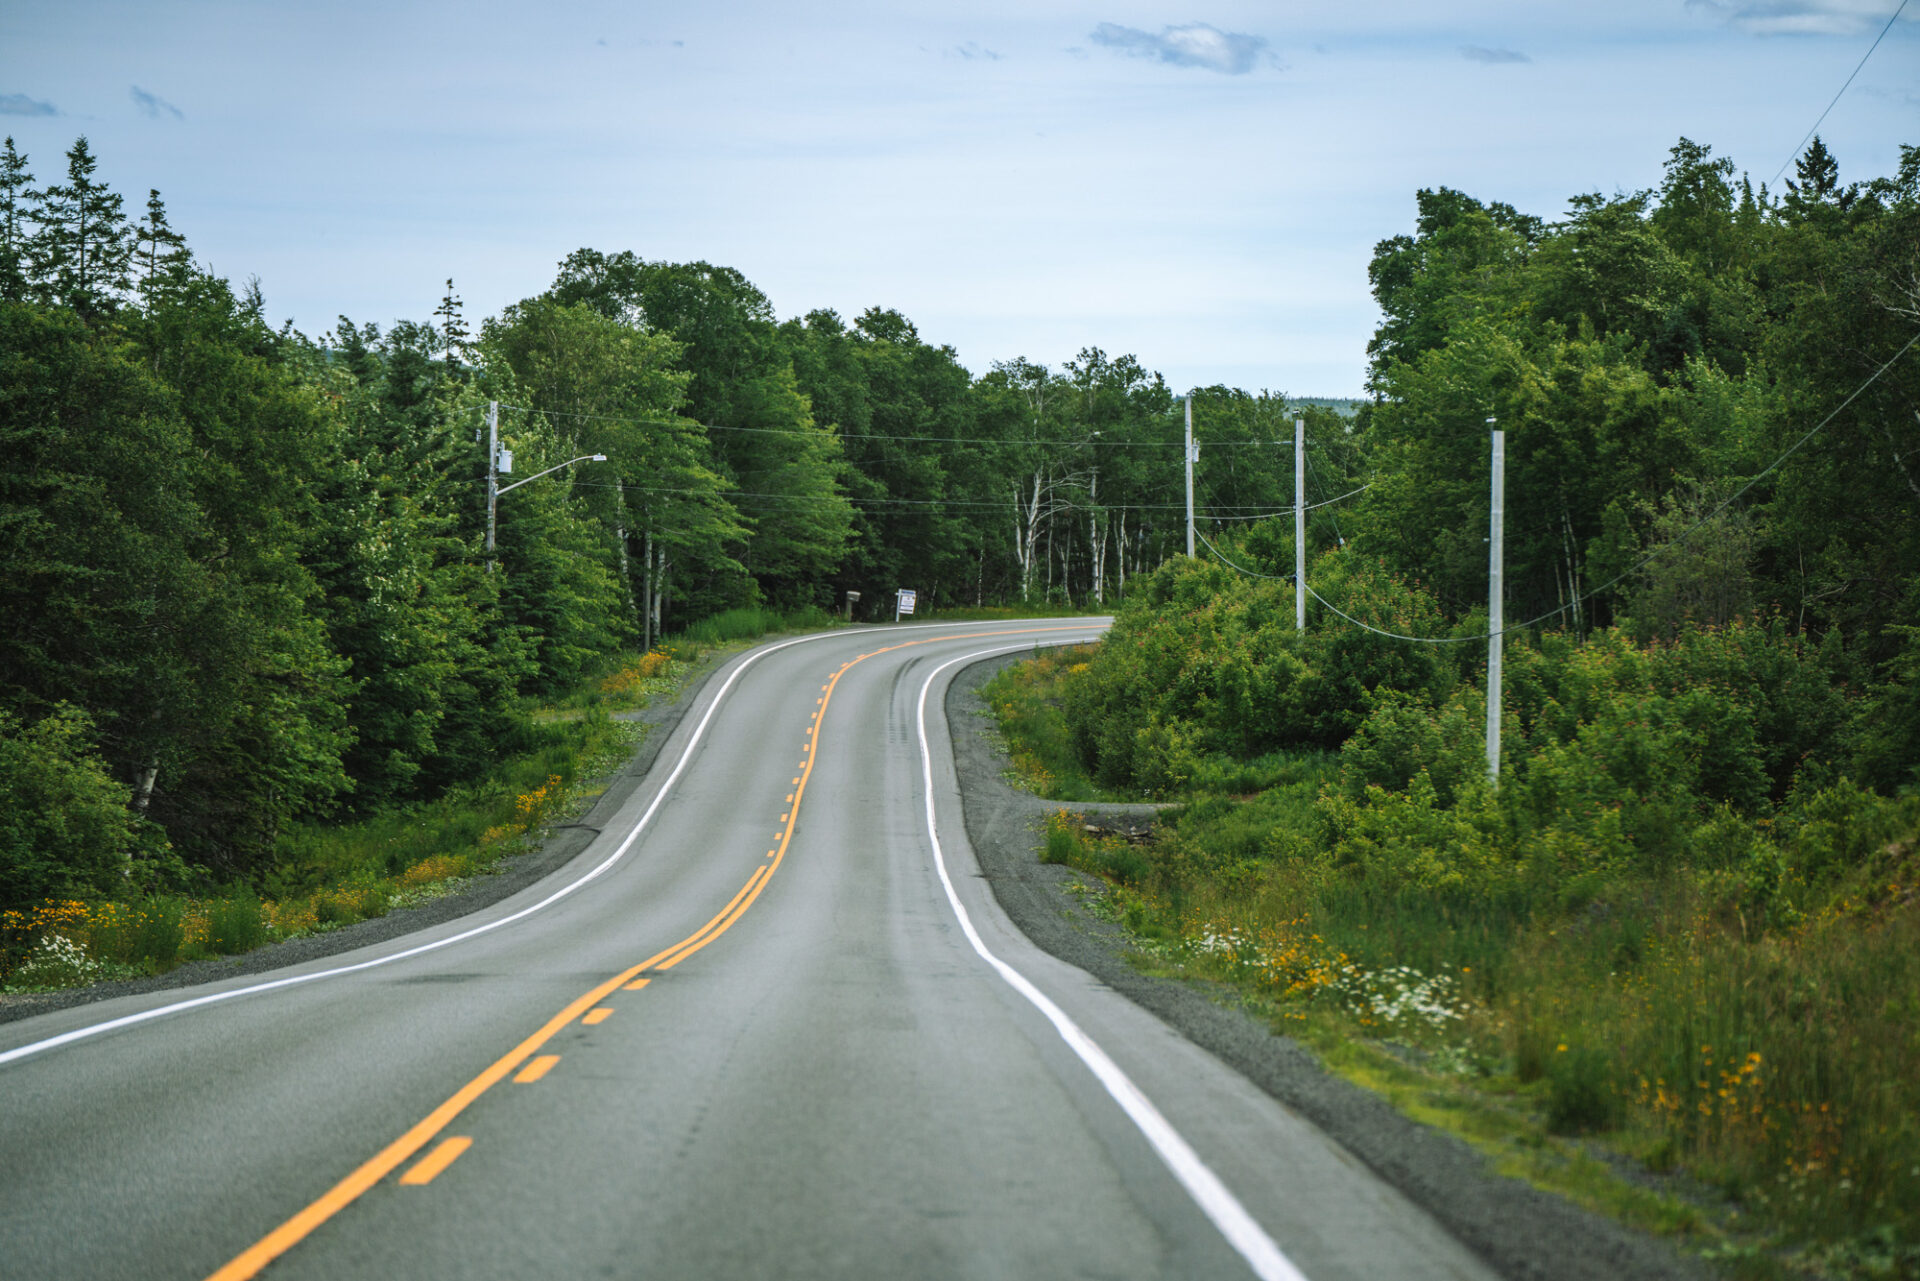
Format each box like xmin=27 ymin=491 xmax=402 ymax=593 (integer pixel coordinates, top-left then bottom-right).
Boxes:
xmin=0 ymin=621 xmax=1497 ymax=1281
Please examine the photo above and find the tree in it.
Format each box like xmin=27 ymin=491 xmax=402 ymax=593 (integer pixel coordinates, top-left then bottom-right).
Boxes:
xmin=29 ymin=137 xmax=133 ymax=316
xmin=432 ymin=277 xmax=470 ymax=372
xmin=132 ymin=188 xmax=191 ymax=310
xmin=0 ymin=137 xmax=30 ymax=302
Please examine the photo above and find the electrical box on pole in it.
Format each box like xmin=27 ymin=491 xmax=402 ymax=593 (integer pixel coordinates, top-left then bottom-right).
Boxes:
xmin=1295 ymin=418 xmax=1306 ymax=632
xmin=1184 ymin=395 xmax=1196 ymax=558
xmin=1486 ymin=423 xmax=1504 ymax=786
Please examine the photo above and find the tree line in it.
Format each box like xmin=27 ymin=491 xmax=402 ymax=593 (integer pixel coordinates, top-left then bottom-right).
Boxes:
xmin=3 ymin=130 xmax=1914 ymax=908
xmin=0 ymin=134 xmax=1340 ymax=907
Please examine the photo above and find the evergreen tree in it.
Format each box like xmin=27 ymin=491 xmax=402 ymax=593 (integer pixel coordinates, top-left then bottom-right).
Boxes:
xmin=0 ymin=137 xmax=31 ymax=302
xmin=433 ymin=277 xmax=470 ymax=372
xmin=30 ymin=137 xmax=133 ymax=316
xmin=132 ymin=188 xmax=191 ymax=309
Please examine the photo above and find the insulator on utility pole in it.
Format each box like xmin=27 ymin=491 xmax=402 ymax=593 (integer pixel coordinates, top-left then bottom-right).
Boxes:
xmin=1486 ymin=422 xmax=1504 ymax=787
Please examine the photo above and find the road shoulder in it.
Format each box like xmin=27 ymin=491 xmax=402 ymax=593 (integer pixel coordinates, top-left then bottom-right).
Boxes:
xmin=945 ymin=653 xmax=1707 ymax=1281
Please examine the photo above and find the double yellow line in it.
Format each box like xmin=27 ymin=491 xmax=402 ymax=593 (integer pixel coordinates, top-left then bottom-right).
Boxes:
xmin=208 ymin=625 xmax=1087 ymax=1281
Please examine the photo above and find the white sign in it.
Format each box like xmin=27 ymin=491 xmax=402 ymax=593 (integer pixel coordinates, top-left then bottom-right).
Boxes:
xmin=896 ymin=588 xmax=917 ymax=617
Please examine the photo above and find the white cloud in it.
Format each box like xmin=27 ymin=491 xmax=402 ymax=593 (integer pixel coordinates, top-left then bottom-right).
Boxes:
xmin=948 ymin=41 xmax=1003 ymax=61
xmin=1089 ymin=22 xmax=1270 ymax=74
xmin=130 ymin=85 xmax=184 ymax=120
xmin=1687 ymin=0 xmax=1912 ymax=36
xmin=1460 ymin=45 xmax=1531 ymax=63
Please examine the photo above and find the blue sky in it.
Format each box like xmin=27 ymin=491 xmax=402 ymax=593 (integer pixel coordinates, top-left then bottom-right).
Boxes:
xmin=3 ymin=1 xmax=1916 ymax=396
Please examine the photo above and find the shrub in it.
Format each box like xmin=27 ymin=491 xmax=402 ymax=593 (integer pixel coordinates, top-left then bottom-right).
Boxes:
xmin=1546 ymin=1044 xmax=1618 ymax=1134
xmin=204 ymin=893 xmax=269 ymax=955
xmin=0 ymin=705 xmax=142 ymax=910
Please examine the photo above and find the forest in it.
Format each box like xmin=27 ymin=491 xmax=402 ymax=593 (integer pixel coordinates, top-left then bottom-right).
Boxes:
xmin=0 ymin=133 xmax=1338 ymax=903
xmin=1 ymin=125 xmax=1915 ymax=957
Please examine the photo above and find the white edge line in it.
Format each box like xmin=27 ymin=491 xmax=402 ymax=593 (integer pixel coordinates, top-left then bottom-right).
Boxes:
xmin=916 ymin=641 xmax=1309 ymax=1281
xmin=0 ymin=618 xmax=1095 ymax=1069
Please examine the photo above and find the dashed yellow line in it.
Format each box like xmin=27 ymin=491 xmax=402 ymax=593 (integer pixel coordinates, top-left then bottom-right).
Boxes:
xmin=206 ymin=623 xmax=1091 ymax=1281
xmin=399 ymin=1137 xmax=470 ymax=1186
xmin=514 ymin=1055 xmax=560 ymax=1084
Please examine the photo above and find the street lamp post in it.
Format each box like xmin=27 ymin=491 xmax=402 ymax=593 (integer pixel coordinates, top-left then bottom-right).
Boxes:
xmin=486 ymin=402 xmax=609 ymax=570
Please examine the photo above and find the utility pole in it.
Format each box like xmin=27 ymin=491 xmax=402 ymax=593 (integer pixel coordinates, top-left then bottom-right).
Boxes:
xmin=1184 ymin=395 xmax=1196 ymax=557
xmin=485 ymin=401 xmax=499 ymax=571
xmin=1486 ymin=421 xmax=1505 ymax=787
xmin=1294 ymin=418 xmax=1306 ymax=632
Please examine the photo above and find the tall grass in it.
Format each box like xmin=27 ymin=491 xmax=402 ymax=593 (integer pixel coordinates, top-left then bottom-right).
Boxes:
xmin=667 ymin=604 xmax=835 ymax=655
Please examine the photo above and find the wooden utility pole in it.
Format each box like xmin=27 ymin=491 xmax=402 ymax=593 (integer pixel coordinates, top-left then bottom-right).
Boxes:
xmin=1486 ymin=422 xmax=1505 ymax=786
xmin=1184 ymin=395 xmax=1196 ymax=557
xmin=485 ymin=401 xmax=499 ymax=571
xmin=1295 ymin=418 xmax=1306 ymax=632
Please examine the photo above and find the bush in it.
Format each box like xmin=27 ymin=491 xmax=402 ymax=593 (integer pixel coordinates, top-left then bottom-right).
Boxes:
xmin=0 ymin=705 xmax=142 ymax=910
xmin=204 ymin=893 xmax=269 ymax=955
xmin=1546 ymin=1044 xmax=1618 ymax=1134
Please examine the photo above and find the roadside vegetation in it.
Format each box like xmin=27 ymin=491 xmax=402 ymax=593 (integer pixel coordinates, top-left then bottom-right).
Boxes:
xmin=989 ymin=561 xmax=1920 ymax=1279
xmin=975 ymin=136 xmax=1920 ymax=1278
xmin=0 ymin=610 xmax=823 ymax=992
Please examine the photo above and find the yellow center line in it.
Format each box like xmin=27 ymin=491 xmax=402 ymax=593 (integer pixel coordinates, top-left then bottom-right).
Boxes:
xmin=206 ymin=623 xmax=1091 ymax=1281
xmin=514 ymin=1055 xmax=560 ymax=1084
xmin=398 ymin=1137 xmax=471 ymax=1186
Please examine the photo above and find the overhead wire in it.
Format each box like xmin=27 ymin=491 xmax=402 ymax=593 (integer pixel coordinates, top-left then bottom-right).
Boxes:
xmin=495 ymin=401 xmax=1292 ymax=451
xmin=1769 ymin=0 xmax=1911 ymax=188
xmin=1200 ymin=329 xmax=1920 ymax=645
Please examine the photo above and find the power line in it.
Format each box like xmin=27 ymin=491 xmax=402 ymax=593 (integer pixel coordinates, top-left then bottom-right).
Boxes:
xmin=560 ymin=479 xmax=1273 ymax=515
xmin=1201 ymin=328 xmax=1920 ymax=645
xmin=1770 ymin=0 xmax=1911 ymax=188
xmin=497 ymin=402 xmax=1295 ymax=451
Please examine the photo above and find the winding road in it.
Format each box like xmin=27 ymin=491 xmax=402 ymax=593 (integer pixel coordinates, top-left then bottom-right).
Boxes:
xmin=0 ymin=621 xmax=1496 ymax=1281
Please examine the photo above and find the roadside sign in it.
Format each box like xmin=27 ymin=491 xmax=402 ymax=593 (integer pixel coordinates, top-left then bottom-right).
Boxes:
xmin=895 ymin=588 xmax=916 ymax=621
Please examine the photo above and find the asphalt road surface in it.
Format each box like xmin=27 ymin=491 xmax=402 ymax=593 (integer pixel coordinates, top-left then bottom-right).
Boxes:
xmin=0 ymin=621 xmax=1499 ymax=1281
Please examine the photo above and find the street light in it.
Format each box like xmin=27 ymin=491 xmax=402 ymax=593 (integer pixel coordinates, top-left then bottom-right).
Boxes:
xmin=485 ymin=401 xmax=611 ymax=566
xmin=496 ymin=454 xmax=608 ymax=496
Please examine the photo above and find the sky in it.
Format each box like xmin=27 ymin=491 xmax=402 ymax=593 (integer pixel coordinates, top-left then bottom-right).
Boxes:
xmin=3 ymin=1 xmax=1916 ymax=397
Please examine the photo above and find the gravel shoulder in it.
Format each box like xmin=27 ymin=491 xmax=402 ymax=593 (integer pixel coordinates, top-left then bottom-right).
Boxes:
xmin=945 ymin=653 xmax=1706 ymax=1281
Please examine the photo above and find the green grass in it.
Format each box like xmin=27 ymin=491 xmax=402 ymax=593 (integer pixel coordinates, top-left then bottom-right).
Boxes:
xmin=665 ymin=604 xmax=836 ymax=656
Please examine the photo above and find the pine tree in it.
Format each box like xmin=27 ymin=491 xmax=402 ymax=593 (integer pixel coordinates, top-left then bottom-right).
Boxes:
xmin=433 ymin=277 xmax=470 ymax=371
xmin=31 ymin=137 xmax=133 ymax=315
xmin=0 ymin=137 xmax=31 ymax=302
xmin=133 ymin=187 xmax=191 ymax=309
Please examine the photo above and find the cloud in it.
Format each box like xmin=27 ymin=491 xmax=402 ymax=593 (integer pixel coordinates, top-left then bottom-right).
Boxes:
xmin=1686 ymin=0 xmax=1911 ymax=36
xmin=1089 ymin=22 xmax=1270 ymax=74
xmin=130 ymin=85 xmax=183 ymax=120
xmin=1460 ymin=45 xmax=1530 ymax=63
xmin=0 ymin=92 xmax=58 ymax=117
xmin=949 ymin=42 xmax=1003 ymax=61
